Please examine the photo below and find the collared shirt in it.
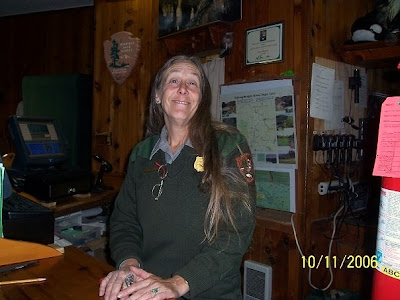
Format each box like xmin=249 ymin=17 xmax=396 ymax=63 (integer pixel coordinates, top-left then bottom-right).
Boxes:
xmin=149 ymin=126 xmax=193 ymax=164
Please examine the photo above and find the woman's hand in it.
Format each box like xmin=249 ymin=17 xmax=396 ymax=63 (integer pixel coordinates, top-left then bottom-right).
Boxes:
xmin=115 ymin=267 xmax=189 ymax=300
xmin=99 ymin=259 xmax=141 ymax=300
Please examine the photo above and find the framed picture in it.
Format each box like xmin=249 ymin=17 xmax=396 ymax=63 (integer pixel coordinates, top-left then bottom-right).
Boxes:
xmin=158 ymin=0 xmax=242 ymax=38
xmin=245 ymin=22 xmax=284 ymax=66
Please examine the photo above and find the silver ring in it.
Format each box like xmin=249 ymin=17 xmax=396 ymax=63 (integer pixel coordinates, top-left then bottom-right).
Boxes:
xmin=151 ymin=287 xmax=159 ymax=294
xmin=125 ymin=274 xmax=134 ymax=287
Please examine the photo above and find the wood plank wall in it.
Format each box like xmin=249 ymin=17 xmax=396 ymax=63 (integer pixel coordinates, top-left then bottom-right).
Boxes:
xmin=224 ymin=1 xmax=310 ymax=298
xmin=92 ymin=0 xmax=168 ymax=177
xmin=305 ymin=1 xmax=378 ymax=298
xmin=0 ymin=7 xmax=94 ymax=155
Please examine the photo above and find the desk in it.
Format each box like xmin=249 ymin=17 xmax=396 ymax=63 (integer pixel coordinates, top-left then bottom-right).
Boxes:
xmin=50 ymin=174 xmax=123 ymax=217
xmin=22 ymin=189 xmax=118 ymax=218
xmin=0 ymin=246 xmax=114 ymax=299
xmin=51 ymin=189 xmax=118 ymax=218
xmin=15 ymin=172 xmax=123 ymax=218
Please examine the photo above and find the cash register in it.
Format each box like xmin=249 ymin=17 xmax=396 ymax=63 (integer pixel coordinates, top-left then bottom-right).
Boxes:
xmin=7 ymin=115 xmax=92 ymax=202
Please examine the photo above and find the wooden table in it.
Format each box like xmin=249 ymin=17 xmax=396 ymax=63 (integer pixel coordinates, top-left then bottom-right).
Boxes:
xmin=0 ymin=246 xmax=114 ymax=299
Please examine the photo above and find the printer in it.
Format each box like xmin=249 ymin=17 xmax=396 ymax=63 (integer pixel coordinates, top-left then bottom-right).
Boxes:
xmin=7 ymin=115 xmax=92 ymax=202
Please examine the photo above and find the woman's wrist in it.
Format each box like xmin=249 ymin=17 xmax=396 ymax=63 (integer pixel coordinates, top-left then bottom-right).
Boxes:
xmin=172 ymin=275 xmax=190 ymax=296
xmin=119 ymin=258 xmax=141 ymax=270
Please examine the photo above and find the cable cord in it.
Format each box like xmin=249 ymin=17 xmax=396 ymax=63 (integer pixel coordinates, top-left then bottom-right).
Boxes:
xmin=291 ymin=205 xmax=344 ymax=291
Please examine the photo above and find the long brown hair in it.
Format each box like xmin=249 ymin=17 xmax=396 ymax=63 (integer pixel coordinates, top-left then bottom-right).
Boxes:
xmin=146 ymin=55 xmax=252 ymax=242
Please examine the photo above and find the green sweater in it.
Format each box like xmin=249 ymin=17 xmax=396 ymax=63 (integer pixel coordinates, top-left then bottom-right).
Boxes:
xmin=109 ymin=132 xmax=256 ymax=299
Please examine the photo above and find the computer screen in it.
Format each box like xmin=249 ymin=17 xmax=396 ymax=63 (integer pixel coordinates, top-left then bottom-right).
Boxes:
xmin=8 ymin=115 xmax=69 ymax=169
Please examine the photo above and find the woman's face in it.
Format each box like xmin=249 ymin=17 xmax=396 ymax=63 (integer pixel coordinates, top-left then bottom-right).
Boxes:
xmin=157 ymin=61 xmax=202 ymax=128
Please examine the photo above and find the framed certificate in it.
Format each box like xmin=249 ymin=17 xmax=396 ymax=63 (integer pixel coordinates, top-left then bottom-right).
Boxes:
xmin=245 ymin=22 xmax=284 ymax=66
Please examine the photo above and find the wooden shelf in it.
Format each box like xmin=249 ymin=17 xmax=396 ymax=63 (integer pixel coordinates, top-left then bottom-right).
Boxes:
xmin=159 ymin=21 xmax=233 ymax=56
xmin=255 ymin=208 xmax=294 ymax=233
xmin=340 ymin=39 xmax=400 ymax=68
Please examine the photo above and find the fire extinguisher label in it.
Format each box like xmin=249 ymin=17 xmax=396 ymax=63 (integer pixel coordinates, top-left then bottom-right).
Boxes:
xmin=381 ymin=266 xmax=400 ymax=279
xmin=376 ymin=188 xmax=400 ymax=280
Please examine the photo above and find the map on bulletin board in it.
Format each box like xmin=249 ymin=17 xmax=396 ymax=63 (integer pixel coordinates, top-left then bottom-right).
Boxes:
xmin=220 ymin=79 xmax=297 ymax=212
xmin=220 ymin=79 xmax=297 ymax=169
xmin=255 ymin=167 xmax=295 ymax=212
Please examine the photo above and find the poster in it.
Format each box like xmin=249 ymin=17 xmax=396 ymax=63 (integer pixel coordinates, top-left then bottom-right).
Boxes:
xmin=220 ymin=79 xmax=297 ymax=212
xmin=220 ymin=79 xmax=297 ymax=169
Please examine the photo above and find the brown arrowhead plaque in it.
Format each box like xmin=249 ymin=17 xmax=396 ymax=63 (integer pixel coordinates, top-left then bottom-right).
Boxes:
xmin=103 ymin=31 xmax=141 ymax=85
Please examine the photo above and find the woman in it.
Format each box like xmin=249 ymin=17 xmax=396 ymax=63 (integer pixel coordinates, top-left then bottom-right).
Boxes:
xmin=99 ymin=55 xmax=256 ymax=300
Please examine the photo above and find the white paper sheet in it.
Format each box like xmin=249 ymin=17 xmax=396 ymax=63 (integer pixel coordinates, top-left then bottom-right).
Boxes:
xmin=310 ymin=63 xmax=335 ymax=120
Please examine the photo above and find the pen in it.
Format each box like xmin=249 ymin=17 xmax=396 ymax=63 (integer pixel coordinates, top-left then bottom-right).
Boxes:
xmin=0 ymin=278 xmax=46 ymax=286
xmin=0 ymin=261 xmax=38 ymax=273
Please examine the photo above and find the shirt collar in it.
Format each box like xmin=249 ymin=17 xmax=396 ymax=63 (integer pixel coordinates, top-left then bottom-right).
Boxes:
xmin=150 ymin=126 xmax=193 ymax=164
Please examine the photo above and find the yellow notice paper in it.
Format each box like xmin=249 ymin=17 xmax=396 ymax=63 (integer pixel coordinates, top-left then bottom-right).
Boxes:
xmin=0 ymin=238 xmax=62 ymax=266
xmin=373 ymin=96 xmax=400 ymax=178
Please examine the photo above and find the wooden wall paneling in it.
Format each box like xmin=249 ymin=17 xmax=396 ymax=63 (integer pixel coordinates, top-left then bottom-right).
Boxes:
xmin=224 ymin=1 xmax=308 ymax=298
xmin=0 ymin=8 xmax=94 ymax=155
xmin=291 ymin=6 xmax=311 ymax=297
xmin=309 ymin=217 xmax=376 ymax=298
xmin=304 ymin=62 xmax=371 ymax=297
xmin=225 ymin=0 xmax=296 ymax=83
xmin=306 ymin=0 xmax=374 ymax=225
xmin=310 ymin=0 xmax=374 ymax=61
xmin=368 ymin=68 xmax=400 ymax=95
xmin=307 ymin=0 xmax=373 ymax=164
xmin=303 ymin=1 xmax=378 ymax=297
xmin=93 ymin=0 xmax=168 ymax=176
xmin=308 ymin=57 xmax=367 ymax=219
xmin=94 ymin=0 xmax=133 ymax=175
xmin=43 ymin=9 xmax=95 ymax=74
xmin=244 ymin=213 xmax=299 ymax=299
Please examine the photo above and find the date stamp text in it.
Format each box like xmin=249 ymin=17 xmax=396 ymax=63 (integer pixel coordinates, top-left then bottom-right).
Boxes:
xmin=302 ymin=255 xmax=377 ymax=269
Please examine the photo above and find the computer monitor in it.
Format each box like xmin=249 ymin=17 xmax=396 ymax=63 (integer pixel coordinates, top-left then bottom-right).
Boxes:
xmin=8 ymin=115 xmax=69 ymax=170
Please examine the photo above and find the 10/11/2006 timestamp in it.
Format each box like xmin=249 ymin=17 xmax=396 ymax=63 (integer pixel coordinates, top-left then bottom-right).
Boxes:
xmin=302 ymin=255 xmax=377 ymax=269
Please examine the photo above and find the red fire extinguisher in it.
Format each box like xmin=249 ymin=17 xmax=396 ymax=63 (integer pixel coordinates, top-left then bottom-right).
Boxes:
xmin=372 ymin=177 xmax=400 ymax=299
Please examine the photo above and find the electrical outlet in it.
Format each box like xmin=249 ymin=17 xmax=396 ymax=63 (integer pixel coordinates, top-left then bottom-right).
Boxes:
xmin=318 ymin=180 xmax=340 ymax=195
